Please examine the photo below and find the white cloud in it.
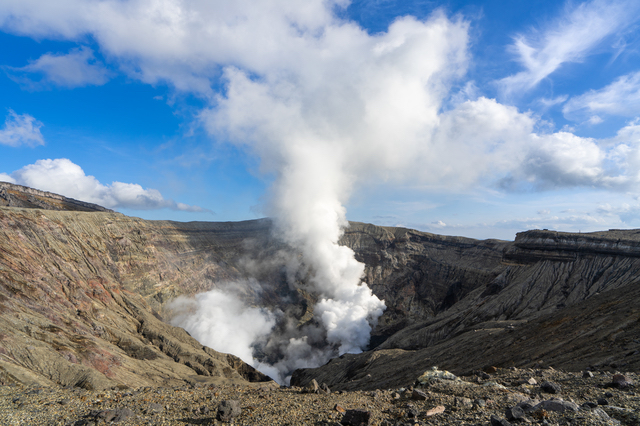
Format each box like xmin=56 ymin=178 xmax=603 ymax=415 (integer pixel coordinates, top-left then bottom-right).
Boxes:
xmin=6 ymin=46 xmax=111 ymax=89
xmin=521 ymin=132 xmax=606 ymax=188
xmin=4 ymin=158 xmax=206 ymax=212
xmin=2 ymin=1 xmax=639 ymax=197
xmin=538 ymin=95 xmax=568 ymax=107
xmin=0 ymin=109 xmax=44 ymax=147
xmin=498 ymin=0 xmax=640 ymax=97
xmin=0 ymin=0 xmax=354 ymax=96
xmin=0 ymin=173 xmax=15 ymax=183
xmin=563 ymin=71 xmax=640 ymax=121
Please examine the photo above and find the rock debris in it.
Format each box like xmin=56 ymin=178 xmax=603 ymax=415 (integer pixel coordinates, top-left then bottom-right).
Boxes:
xmin=0 ymin=367 xmax=637 ymax=425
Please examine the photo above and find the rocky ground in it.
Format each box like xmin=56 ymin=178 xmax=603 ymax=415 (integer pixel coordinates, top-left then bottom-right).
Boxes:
xmin=0 ymin=367 xmax=637 ymax=426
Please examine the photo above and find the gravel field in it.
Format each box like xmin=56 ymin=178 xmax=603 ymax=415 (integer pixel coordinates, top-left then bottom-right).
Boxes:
xmin=0 ymin=367 xmax=638 ymax=425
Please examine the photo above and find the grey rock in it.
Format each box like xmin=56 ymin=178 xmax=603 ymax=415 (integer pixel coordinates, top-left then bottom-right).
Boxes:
xmin=89 ymin=408 xmax=134 ymax=423
xmin=145 ymin=403 xmax=163 ymax=414
xmin=598 ymin=398 xmax=609 ymax=405
xmin=217 ymin=400 xmax=241 ymax=422
xmin=111 ymin=408 xmax=134 ymax=423
xmin=533 ymin=399 xmax=579 ymax=412
xmin=592 ymin=407 xmax=612 ymax=421
xmin=540 ymin=381 xmax=561 ymax=394
xmin=505 ymin=405 xmax=525 ymax=421
xmin=611 ymin=374 xmax=633 ymax=389
xmin=517 ymin=399 xmax=539 ymax=412
xmin=474 ymin=399 xmax=486 ymax=407
xmin=193 ymin=405 xmax=209 ymax=415
xmin=454 ymin=397 xmax=473 ymax=409
xmin=405 ymin=405 xmax=419 ymax=418
xmin=582 ymin=371 xmax=594 ymax=378
xmin=304 ymin=379 xmax=319 ymax=394
xmin=490 ymin=414 xmax=512 ymax=426
xmin=411 ymin=389 xmax=428 ymax=400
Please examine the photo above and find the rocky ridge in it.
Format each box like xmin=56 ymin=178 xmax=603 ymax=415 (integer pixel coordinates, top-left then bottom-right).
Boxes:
xmin=0 ymin=182 xmax=112 ymax=213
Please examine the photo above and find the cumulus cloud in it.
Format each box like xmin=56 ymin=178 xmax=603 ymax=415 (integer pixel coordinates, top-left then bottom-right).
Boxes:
xmin=4 ymin=158 xmax=206 ymax=211
xmin=0 ymin=0 xmax=355 ymax=96
xmin=0 ymin=109 xmax=44 ymax=147
xmin=563 ymin=71 xmax=640 ymax=121
xmin=6 ymin=46 xmax=111 ymax=89
xmin=520 ymin=132 xmax=607 ymax=188
xmin=498 ymin=0 xmax=640 ymax=97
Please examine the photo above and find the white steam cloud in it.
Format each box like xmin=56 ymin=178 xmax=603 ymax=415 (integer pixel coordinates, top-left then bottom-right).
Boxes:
xmin=170 ymin=287 xmax=277 ymax=365
xmin=177 ymin=11 xmax=472 ymax=383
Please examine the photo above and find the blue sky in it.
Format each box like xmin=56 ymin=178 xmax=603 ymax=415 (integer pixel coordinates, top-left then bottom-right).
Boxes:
xmin=2 ymin=0 xmax=640 ymax=240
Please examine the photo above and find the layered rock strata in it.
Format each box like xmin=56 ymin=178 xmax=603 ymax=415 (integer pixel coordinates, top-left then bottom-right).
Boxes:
xmin=0 ymin=207 xmax=271 ymax=389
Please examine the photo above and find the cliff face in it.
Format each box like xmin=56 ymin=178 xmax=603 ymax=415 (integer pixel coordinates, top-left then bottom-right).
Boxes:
xmin=0 ymin=207 xmax=273 ymax=389
xmin=0 ymin=183 xmax=638 ymax=391
xmin=340 ymin=223 xmax=509 ymax=344
xmin=293 ymin=229 xmax=640 ymax=390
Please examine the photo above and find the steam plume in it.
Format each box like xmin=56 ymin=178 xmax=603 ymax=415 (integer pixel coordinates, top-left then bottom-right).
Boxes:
xmin=171 ymin=11 xmax=471 ymax=383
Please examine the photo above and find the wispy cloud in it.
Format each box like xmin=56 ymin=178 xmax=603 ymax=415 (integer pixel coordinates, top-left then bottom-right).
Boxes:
xmin=563 ymin=70 xmax=640 ymax=121
xmin=0 ymin=109 xmax=44 ymax=147
xmin=498 ymin=0 xmax=640 ymax=98
xmin=5 ymin=46 xmax=111 ymax=89
xmin=4 ymin=158 xmax=207 ymax=212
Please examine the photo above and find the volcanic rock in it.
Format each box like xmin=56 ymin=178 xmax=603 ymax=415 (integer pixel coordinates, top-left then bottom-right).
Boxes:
xmin=303 ymin=379 xmax=319 ymax=393
xmin=341 ymin=409 xmax=370 ymax=425
xmin=540 ymin=381 xmax=561 ymax=394
xmin=533 ymin=399 xmax=580 ymax=412
xmin=217 ymin=399 xmax=241 ymax=422
xmin=610 ymin=373 xmax=633 ymax=389
xmin=411 ymin=389 xmax=428 ymax=400
xmin=505 ymin=405 xmax=525 ymax=421
xmin=490 ymin=414 xmax=512 ymax=426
